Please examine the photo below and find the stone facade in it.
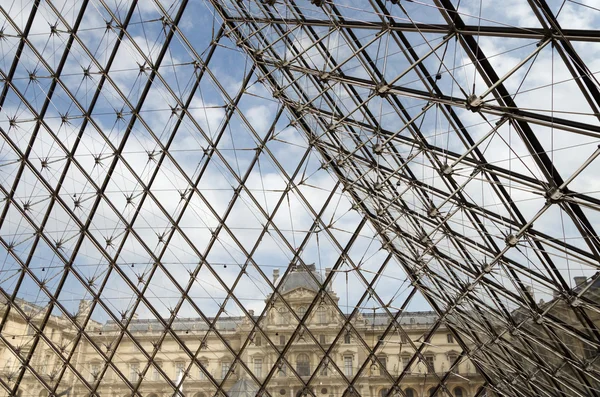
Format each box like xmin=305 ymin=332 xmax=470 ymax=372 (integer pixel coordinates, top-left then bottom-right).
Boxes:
xmin=0 ymin=267 xmax=484 ymax=397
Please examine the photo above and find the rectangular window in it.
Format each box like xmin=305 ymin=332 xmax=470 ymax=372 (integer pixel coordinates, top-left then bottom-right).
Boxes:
xmin=255 ymin=335 xmax=262 ymax=347
xmin=318 ymin=308 xmax=327 ymax=324
xmin=175 ymin=362 xmax=185 ymax=380
xmin=447 ymin=334 xmax=454 ymax=344
xmin=319 ymin=335 xmax=326 ymax=344
xmin=153 ymin=363 xmax=161 ymax=381
xmin=26 ymin=324 xmax=35 ymax=336
xmin=401 ymin=334 xmax=409 ymax=344
xmin=280 ymin=335 xmax=286 ymax=346
xmin=130 ymin=363 xmax=139 ymax=383
xmin=40 ymin=354 xmax=50 ymax=375
xmin=344 ymin=332 xmax=351 ymax=344
xmin=402 ymin=357 xmax=410 ymax=372
xmin=320 ymin=361 xmax=328 ymax=377
xmin=90 ymin=363 xmax=99 ymax=382
xmin=377 ymin=356 xmax=387 ymax=371
xmin=199 ymin=361 xmax=208 ymax=380
xmin=425 ymin=356 xmax=435 ymax=373
xmin=221 ymin=362 xmax=230 ymax=379
xmin=254 ymin=358 xmax=263 ymax=378
xmin=344 ymin=356 xmax=353 ymax=377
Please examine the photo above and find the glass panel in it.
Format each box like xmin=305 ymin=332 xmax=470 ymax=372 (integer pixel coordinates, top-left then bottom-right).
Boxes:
xmin=1 ymin=1 xmax=597 ymax=397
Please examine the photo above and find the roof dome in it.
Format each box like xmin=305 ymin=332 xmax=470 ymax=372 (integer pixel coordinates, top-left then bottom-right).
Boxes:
xmin=280 ymin=264 xmax=324 ymax=294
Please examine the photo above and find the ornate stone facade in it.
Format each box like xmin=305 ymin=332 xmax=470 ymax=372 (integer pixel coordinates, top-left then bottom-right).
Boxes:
xmin=0 ymin=267 xmax=484 ymax=397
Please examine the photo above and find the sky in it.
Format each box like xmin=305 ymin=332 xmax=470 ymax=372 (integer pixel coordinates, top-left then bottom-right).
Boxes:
xmin=0 ymin=0 xmax=599 ymax=373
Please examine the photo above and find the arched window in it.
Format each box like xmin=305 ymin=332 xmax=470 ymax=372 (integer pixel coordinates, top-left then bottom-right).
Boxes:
xmin=429 ymin=387 xmax=436 ymax=396
xmin=297 ymin=353 xmax=310 ymax=376
xmin=454 ymin=387 xmax=465 ymax=397
xmin=297 ymin=306 xmax=307 ymax=318
xmin=344 ymin=331 xmax=351 ymax=344
xmin=278 ymin=308 xmax=288 ymax=325
xmin=193 ymin=393 xmax=206 ymax=397
xmin=379 ymin=388 xmax=389 ymax=397
xmin=317 ymin=307 xmax=327 ymax=324
xmin=405 ymin=388 xmax=416 ymax=397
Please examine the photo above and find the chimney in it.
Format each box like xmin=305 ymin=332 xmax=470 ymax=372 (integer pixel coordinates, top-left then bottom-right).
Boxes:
xmin=574 ymin=276 xmax=587 ymax=287
xmin=525 ymin=286 xmax=534 ymax=300
xmin=325 ymin=268 xmax=332 ymax=279
xmin=273 ymin=268 xmax=280 ymax=284
xmin=249 ymin=310 xmax=254 ymax=317
xmin=553 ymin=289 xmax=560 ymax=299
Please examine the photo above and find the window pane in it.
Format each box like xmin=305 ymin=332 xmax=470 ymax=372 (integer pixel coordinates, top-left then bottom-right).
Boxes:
xmin=254 ymin=358 xmax=263 ymax=378
xmin=344 ymin=356 xmax=353 ymax=377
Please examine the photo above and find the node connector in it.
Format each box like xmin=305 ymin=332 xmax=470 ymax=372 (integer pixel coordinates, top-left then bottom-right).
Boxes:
xmin=505 ymin=234 xmax=518 ymax=247
xmin=373 ymin=144 xmax=384 ymax=155
xmin=376 ymin=83 xmax=390 ymax=97
xmin=466 ymin=94 xmax=483 ymax=112
xmin=441 ymin=163 xmax=453 ymax=176
xmin=545 ymin=187 xmax=564 ymax=203
xmin=482 ymin=262 xmax=493 ymax=273
xmin=428 ymin=207 xmax=439 ymax=218
xmin=570 ymin=298 xmax=581 ymax=308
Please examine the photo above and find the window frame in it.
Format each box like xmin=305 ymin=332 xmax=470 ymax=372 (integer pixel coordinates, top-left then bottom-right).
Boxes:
xmin=129 ymin=362 xmax=140 ymax=383
xmin=153 ymin=361 xmax=162 ymax=381
xmin=254 ymin=357 xmax=263 ymax=378
xmin=296 ymin=353 xmax=311 ymax=377
xmin=344 ymin=355 xmax=353 ymax=377
xmin=424 ymin=355 xmax=435 ymax=374
xmin=317 ymin=307 xmax=327 ymax=324
xmin=221 ymin=361 xmax=231 ymax=379
xmin=344 ymin=332 xmax=351 ymax=344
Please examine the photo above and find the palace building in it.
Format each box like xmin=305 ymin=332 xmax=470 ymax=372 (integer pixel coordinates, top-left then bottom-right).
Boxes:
xmin=0 ymin=266 xmax=484 ymax=397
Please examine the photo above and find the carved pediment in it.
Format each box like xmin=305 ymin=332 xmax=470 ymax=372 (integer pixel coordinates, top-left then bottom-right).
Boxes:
xmin=282 ymin=287 xmax=317 ymax=300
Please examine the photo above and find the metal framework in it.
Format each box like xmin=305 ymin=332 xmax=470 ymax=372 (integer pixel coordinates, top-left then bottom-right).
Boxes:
xmin=1 ymin=0 xmax=600 ymax=396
